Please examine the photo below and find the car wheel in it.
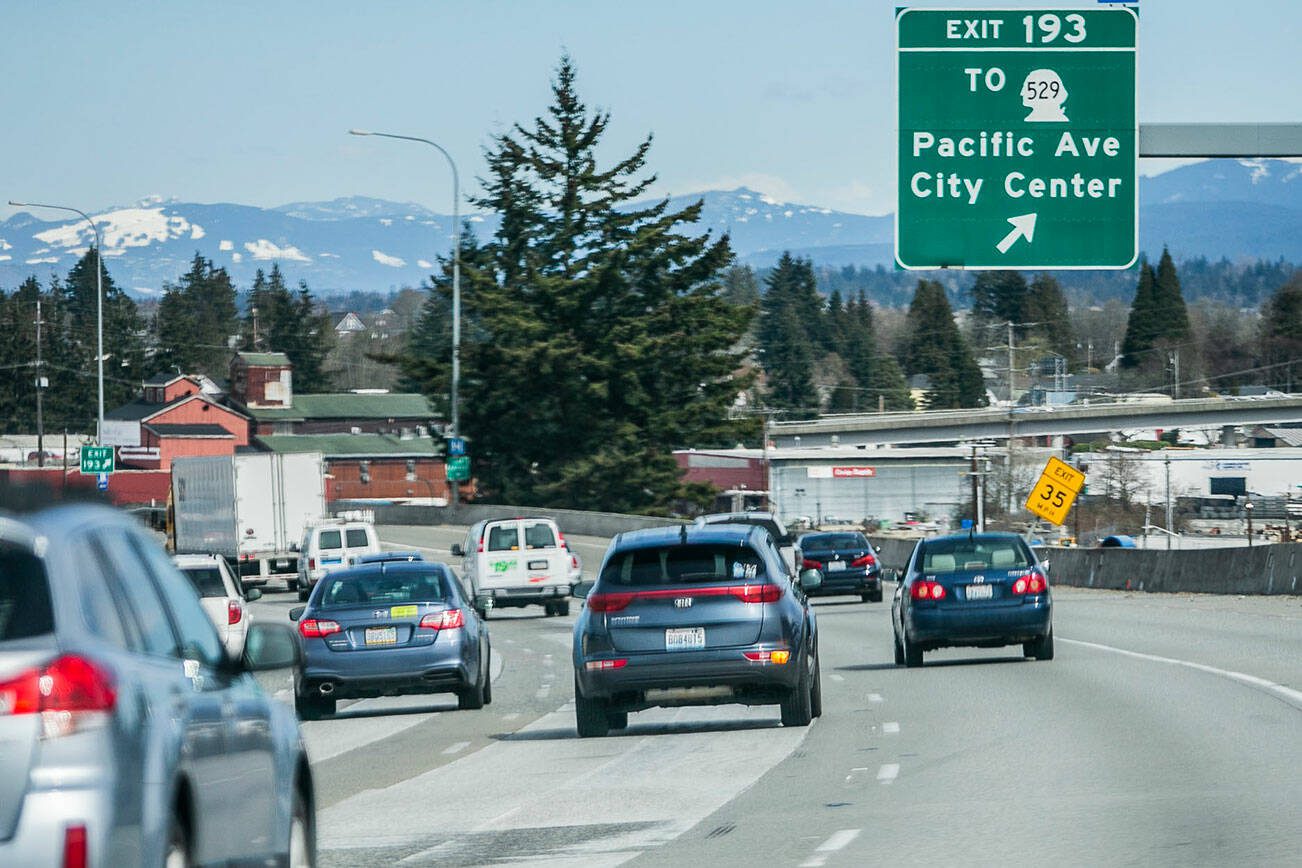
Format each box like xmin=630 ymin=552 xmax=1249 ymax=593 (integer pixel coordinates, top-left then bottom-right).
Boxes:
xmin=297 ymin=587 xmax=309 ymax=602
xmin=458 ymin=664 xmax=487 ymax=710
xmin=869 ymin=588 xmax=883 ymax=603
xmin=779 ymin=652 xmax=814 ymax=727
xmin=483 ymin=647 xmax=493 ymax=705
xmin=1024 ymin=625 xmax=1055 ymax=661
xmin=809 ymin=655 xmax=823 ymax=719
xmin=287 ymin=578 xmax=298 ymax=592
xmin=287 ymin=783 xmax=316 ymax=868
xmin=606 ymin=710 xmax=629 ymax=730
xmin=574 ymin=676 xmax=610 ymax=738
xmin=295 ymin=692 xmax=333 ymax=720
xmin=860 ymin=592 xmax=873 ymax=603
xmin=556 ymin=600 xmax=571 ymax=617
xmin=903 ymin=626 xmax=924 ymax=668
xmin=474 ymin=604 xmax=488 ymax=619
xmin=893 ymin=630 xmax=905 ymax=665
xmin=164 ymin=810 xmax=191 ymax=868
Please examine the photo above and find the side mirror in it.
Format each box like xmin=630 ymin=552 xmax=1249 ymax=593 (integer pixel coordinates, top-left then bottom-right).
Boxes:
xmin=874 ymin=544 xmax=882 ymax=554
xmin=451 ymin=543 xmax=465 ymax=557
xmin=288 ymin=606 xmax=305 ymax=621
xmin=799 ymin=569 xmax=823 ymax=592
xmin=242 ymin=623 xmax=299 ymax=671
xmin=244 ymin=587 xmax=263 ymax=602
xmin=572 ymin=580 xmax=594 ymax=599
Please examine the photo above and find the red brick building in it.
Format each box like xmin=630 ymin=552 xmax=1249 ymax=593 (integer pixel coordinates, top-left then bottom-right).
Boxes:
xmin=255 ymin=434 xmax=451 ymax=502
xmin=104 ymin=374 xmax=250 ymax=470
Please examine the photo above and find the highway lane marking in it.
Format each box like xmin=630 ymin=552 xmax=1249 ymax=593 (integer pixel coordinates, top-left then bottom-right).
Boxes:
xmin=868 ymin=693 xmax=884 ymax=703
xmin=883 ymin=721 xmax=900 ymax=734
xmin=830 ymin=674 xmax=845 ymax=682
xmin=443 ymin=741 xmax=470 ymax=755
xmin=1061 ymin=638 xmax=1302 ymax=710
xmin=877 ymin=763 xmax=900 ymax=784
xmin=800 ymin=829 xmax=861 ymax=867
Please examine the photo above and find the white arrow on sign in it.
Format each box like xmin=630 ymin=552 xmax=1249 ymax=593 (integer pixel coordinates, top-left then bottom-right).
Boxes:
xmin=996 ymin=213 xmax=1038 ymax=254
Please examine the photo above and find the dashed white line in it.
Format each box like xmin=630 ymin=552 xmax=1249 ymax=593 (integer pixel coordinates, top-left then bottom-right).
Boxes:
xmin=501 ymin=712 xmax=520 ymax=721
xmin=877 ymin=763 xmax=900 ymax=784
xmin=442 ymin=741 xmax=470 ymax=756
xmin=883 ymin=721 xmax=900 ymax=734
xmin=830 ymin=674 xmax=845 ymax=682
xmin=868 ymin=693 xmax=884 ymax=703
xmin=800 ymin=829 xmax=862 ymax=867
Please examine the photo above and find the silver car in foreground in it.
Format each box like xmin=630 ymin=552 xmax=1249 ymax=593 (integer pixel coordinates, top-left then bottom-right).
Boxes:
xmin=0 ymin=493 xmax=314 ymax=867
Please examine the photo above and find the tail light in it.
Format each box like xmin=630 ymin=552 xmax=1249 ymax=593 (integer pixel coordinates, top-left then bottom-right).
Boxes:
xmin=851 ymin=553 xmax=877 ymax=568
xmin=587 ymin=592 xmax=635 ymax=613
xmin=743 ymin=649 xmax=791 ymax=664
xmin=801 ymin=558 xmax=821 ymax=571
xmin=299 ymin=619 xmax=342 ymax=638
xmin=228 ymin=600 xmax=243 ymax=625
xmin=1012 ymin=571 xmax=1048 ymax=595
xmin=910 ymin=580 xmax=947 ymax=601
xmin=0 ymin=655 xmax=116 ymax=739
xmin=731 ymin=584 xmax=781 ymax=603
xmin=584 ymin=658 xmax=627 ymax=671
xmin=571 ymin=554 xmax=579 ymax=569
xmin=63 ymin=824 xmax=88 ymax=868
xmin=420 ymin=609 xmax=465 ymax=630
xmin=308 ymin=557 xmax=316 ymax=570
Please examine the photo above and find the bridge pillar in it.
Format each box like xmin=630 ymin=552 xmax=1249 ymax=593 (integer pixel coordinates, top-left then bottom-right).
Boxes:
xmin=1221 ymin=425 xmax=1237 ymax=447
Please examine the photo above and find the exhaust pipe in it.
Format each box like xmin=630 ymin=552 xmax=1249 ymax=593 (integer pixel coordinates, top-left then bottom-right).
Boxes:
xmin=318 ymin=682 xmax=335 ymax=696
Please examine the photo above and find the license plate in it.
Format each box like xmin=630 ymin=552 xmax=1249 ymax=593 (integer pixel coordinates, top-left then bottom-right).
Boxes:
xmin=365 ymin=626 xmax=398 ymax=646
xmin=827 ymin=561 xmax=846 ymax=572
xmin=965 ymin=584 xmax=993 ymax=601
xmin=528 ymin=559 xmax=549 ymax=570
xmin=665 ymin=627 xmax=706 ymax=651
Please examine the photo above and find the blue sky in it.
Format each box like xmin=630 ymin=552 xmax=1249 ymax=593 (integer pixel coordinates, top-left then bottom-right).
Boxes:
xmin=2 ymin=1 xmax=1297 ymax=220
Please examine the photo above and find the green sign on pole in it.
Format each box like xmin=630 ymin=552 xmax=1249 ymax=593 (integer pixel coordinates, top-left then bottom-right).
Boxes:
xmin=79 ymin=445 xmax=115 ymax=475
xmin=896 ymin=7 xmax=1137 ymax=270
xmin=446 ymin=455 xmax=471 ymax=482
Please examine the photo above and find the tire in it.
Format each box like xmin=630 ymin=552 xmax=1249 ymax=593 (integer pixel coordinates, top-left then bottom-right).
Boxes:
xmin=574 ymin=676 xmax=610 ymax=738
xmin=1024 ymin=625 xmax=1055 ymax=661
xmin=483 ymin=647 xmax=493 ymax=705
xmin=164 ymin=810 xmax=191 ymax=868
xmin=474 ymin=604 xmax=488 ymax=619
xmin=287 ymin=784 xmax=316 ymax=868
xmin=543 ymin=602 xmax=557 ymax=617
xmin=295 ymin=692 xmax=334 ymax=721
xmin=809 ymin=655 xmax=823 ymax=719
xmin=860 ymin=593 xmax=873 ymax=603
xmin=556 ymin=600 xmax=571 ymax=617
xmin=893 ymin=630 xmax=905 ymax=665
xmin=903 ymin=626 xmax=924 ymax=668
xmin=287 ymin=578 xmax=299 ymax=593
xmin=869 ymin=588 xmax=883 ymax=603
xmin=458 ymin=663 xmax=487 ymax=710
xmin=297 ymin=587 xmax=309 ymax=602
xmin=606 ymin=710 xmax=629 ymax=731
xmin=780 ymin=652 xmax=814 ymax=727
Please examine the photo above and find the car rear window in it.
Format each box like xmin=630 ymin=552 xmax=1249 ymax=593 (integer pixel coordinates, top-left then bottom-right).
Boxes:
xmin=524 ymin=523 xmax=557 ymax=549
xmin=921 ymin=538 xmax=1031 ymax=572
xmin=0 ymin=545 xmax=54 ymax=640
xmin=487 ymin=525 xmax=519 ymax=552
xmin=802 ymin=533 xmax=869 ymax=551
xmin=345 ymin=528 xmax=370 ymax=548
xmin=319 ymin=570 xmax=453 ymax=607
xmin=180 ymin=567 xmax=227 ymax=598
xmin=600 ymin=544 xmax=766 ymax=586
xmin=318 ymin=530 xmax=342 ymax=550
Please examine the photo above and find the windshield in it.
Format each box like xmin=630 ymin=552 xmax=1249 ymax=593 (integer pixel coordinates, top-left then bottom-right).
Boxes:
xmin=802 ymin=533 xmax=869 ymax=552
xmin=599 ymin=544 xmax=766 ymax=586
xmin=179 ymin=566 xmax=227 ymax=597
xmin=920 ymin=538 xmax=1031 ymax=572
xmin=0 ymin=545 xmax=53 ymax=640
xmin=318 ymin=570 xmax=454 ymax=607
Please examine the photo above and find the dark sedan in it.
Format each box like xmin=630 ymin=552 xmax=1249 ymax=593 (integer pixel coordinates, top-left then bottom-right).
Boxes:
xmin=799 ymin=531 xmax=883 ymax=602
xmin=572 ymin=524 xmax=823 ymax=737
xmin=891 ymin=532 xmax=1053 ymax=667
xmin=291 ymin=561 xmax=491 ymax=719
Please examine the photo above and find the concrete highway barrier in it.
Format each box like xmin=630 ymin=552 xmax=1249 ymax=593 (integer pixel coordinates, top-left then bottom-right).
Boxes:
xmin=1033 ymin=542 xmax=1302 ymax=595
xmin=333 ymin=500 xmax=683 ymax=539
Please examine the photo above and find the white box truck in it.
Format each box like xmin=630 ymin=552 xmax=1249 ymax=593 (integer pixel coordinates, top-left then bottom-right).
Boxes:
xmin=171 ymin=452 xmax=326 ymax=585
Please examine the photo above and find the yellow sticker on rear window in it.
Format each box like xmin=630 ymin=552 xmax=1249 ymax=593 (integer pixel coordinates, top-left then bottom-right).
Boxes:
xmin=390 ymin=605 xmax=418 ymax=618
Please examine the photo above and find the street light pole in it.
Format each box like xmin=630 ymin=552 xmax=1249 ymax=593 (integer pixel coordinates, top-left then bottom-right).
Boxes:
xmin=9 ymin=200 xmax=104 ymax=445
xmin=348 ymin=130 xmax=462 ymax=511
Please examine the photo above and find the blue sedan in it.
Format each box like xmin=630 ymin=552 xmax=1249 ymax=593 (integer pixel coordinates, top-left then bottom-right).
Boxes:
xmin=891 ymin=532 xmax=1053 ymax=667
xmin=290 ymin=561 xmax=491 ymax=718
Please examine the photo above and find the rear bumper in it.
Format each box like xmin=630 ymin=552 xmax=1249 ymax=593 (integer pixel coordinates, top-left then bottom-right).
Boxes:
xmin=576 ymin=646 xmax=802 ymax=708
xmin=906 ymin=597 xmax=1051 ymax=647
xmin=299 ymin=642 xmax=473 ymax=697
xmin=808 ymin=569 xmax=880 ymax=596
xmin=0 ymin=786 xmax=113 ymax=867
xmin=481 ymin=584 xmax=571 ymax=607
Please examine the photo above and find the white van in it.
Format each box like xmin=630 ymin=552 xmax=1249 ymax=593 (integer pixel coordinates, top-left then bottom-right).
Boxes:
xmin=452 ymin=517 xmax=572 ymax=616
xmin=292 ymin=519 xmax=381 ymax=600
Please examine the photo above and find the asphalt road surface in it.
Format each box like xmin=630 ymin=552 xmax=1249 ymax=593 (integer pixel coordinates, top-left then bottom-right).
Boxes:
xmin=246 ymin=525 xmax=1302 ymax=867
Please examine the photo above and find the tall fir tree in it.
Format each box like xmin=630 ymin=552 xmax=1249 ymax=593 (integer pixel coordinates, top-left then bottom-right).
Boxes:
xmin=401 ymin=55 xmax=753 ymax=512
xmin=155 ymin=252 xmax=239 ymax=378
xmin=60 ymin=248 xmax=147 ymax=418
xmin=904 ymin=280 xmax=986 ymax=409
xmin=1261 ymin=272 xmax=1302 ymax=390
xmin=1024 ymin=273 xmax=1074 ymax=359
xmin=1152 ymin=247 xmax=1191 ymax=342
xmin=969 ymin=270 xmax=1029 ymax=330
xmin=1120 ymin=257 xmax=1159 ymax=368
xmin=839 ymin=291 xmax=912 ymax=411
xmin=758 ymin=253 xmax=818 ymax=414
xmin=242 ymin=264 xmax=333 ymax=392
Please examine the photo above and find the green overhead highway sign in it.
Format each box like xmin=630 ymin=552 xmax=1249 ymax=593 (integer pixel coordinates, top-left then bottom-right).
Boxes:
xmin=896 ymin=7 xmax=1137 ymax=270
xmin=79 ymin=445 xmax=115 ymax=475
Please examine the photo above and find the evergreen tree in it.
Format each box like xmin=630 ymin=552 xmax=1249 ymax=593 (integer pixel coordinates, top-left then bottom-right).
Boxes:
xmin=401 ymin=55 xmax=753 ymax=512
xmin=970 ymin=270 xmax=1029 ymax=329
xmin=758 ymin=253 xmax=818 ymax=413
xmin=840 ymin=291 xmax=911 ymax=411
xmin=242 ymin=264 xmax=333 ymax=392
xmin=721 ymin=264 xmax=760 ymax=310
xmin=1024 ymin=273 xmax=1074 ymax=358
xmin=155 ymin=252 xmax=239 ymax=378
xmin=1120 ymin=258 xmax=1159 ymax=368
xmin=60 ymin=249 xmax=146 ymax=418
xmin=1152 ymin=247 xmax=1191 ymax=342
xmin=904 ymin=279 xmax=986 ymax=409
xmin=1262 ymin=272 xmax=1302 ymax=390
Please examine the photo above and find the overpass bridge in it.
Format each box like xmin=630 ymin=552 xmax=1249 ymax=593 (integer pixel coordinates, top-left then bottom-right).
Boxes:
xmin=769 ymin=396 xmax=1302 ymax=448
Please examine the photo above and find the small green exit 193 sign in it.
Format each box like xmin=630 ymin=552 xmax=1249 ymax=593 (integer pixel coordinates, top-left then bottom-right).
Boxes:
xmin=79 ymin=445 xmax=114 ymax=475
xmin=896 ymin=7 xmax=1137 ymax=270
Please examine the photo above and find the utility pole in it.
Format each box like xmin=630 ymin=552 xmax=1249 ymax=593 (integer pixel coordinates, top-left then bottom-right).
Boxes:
xmin=1164 ymin=452 xmax=1172 ymax=551
xmin=1170 ymin=349 xmax=1181 ymax=399
xmin=35 ymin=298 xmax=45 ymax=467
xmin=1007 ymin=320 xmax=1016 ymax=405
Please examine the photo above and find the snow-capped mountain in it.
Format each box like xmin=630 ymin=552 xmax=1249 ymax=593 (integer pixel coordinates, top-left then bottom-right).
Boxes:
xmin=1 ymin=159 xmax=1297 ymax=296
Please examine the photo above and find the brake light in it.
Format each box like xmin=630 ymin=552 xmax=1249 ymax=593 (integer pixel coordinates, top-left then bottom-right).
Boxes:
xmin=584 ymin=658 xmax=627 ymax=671
xmin=420 ymin=609 xmax=465 ymax=630
xmin=298 ymin=619 xmax=342 ymax=638
xmin=851 ymin=553 xmax=877 ymax=568
xmin=1012 ymin=571 xmax=1048 ymax=595
xmin=571 ymin=554 xmax=579 ymax=569
xmin=308 ymin=557 xmax=315 ymax=570
xmin=587 ymin=592 xmax=635 ymax=613
xmin=0 ymin=655 xmax=116 ymax=739
xmin=63 ymin=824 xmax=88 ymax=868
xmin=228 ymin=600 xmax=243 ymax=625
xmin=801 ymin=558 xmax=821 ymax=571
xmin=731 ymin=584 xmax=782 ymax=604
xmin=743 ymin=649 xmax=791 ymax=664
xmin=910 ymin=580 xmax=947 ymax=601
